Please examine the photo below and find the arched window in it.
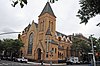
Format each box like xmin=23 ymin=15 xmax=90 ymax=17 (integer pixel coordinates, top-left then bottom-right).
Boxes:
xmin=27 ymin=32 xmax=34 ymax=54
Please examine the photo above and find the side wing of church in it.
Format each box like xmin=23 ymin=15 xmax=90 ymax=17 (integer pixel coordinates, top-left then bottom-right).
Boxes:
xmin=19 ymin=2 xmax=72 ymax=63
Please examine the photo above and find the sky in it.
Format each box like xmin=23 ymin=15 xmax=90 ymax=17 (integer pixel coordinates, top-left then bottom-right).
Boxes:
xmin=0 ymin=0 xmax=100 ymax=39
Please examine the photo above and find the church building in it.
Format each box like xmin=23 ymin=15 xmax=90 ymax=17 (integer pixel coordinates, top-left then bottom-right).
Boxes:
xmin=19 ymin=2 xmax=72 ymax=63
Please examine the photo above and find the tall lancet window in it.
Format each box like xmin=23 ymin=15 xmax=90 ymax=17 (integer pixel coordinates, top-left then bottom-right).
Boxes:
xmin=27 ymin=32 xmax=34 ymax=54
xmin=51 ymin=21 xmax=53 ymax=32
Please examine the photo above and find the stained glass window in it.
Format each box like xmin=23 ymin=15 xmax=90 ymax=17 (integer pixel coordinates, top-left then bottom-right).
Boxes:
xmin=27 ymin=32 xmax=33 ymax=54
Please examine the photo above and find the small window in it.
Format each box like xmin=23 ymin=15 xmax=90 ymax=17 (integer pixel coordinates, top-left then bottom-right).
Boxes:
xmin=55 ymin=48 xmax=56 ymax=53
xmin=52 ymin=48 xmax=54 ymax=51
xmin=46 ymin=53 xmax=48 ymax=58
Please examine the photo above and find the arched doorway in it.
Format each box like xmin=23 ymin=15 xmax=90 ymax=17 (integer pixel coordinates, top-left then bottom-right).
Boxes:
xmin=37 ymin=48 xmax=41 ymax=60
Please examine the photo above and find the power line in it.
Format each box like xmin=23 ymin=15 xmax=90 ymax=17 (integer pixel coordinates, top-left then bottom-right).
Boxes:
xmin=0 ymin=32 xmax=21 ymax=35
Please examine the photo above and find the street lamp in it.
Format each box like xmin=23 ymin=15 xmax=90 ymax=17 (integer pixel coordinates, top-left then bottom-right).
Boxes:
xmin=90 ymin=35 xmax=96 ymax=66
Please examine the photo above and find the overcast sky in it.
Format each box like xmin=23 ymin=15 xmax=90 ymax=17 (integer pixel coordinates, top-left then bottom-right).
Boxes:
xmin=0 ymin=0 xmax=100 ymax=39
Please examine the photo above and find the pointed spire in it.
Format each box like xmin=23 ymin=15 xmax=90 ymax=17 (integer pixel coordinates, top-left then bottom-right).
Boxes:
xmin=39 ymin=2 xmax=56 ymax=17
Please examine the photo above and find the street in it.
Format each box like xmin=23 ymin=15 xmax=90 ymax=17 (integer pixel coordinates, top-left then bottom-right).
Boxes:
xmin=0 ymin=60 xmax=34 ymax=66
xmin=0 ymin=60 xmax=90 ymax=66
xmin=67 ymin=65 xmax=89 ymax=66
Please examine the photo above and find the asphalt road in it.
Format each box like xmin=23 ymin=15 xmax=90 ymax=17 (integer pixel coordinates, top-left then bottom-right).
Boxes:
xmin=0 ymin=60 xmax=34 ymax=66
xmin=0 ymin=60 xmax=90 ymax=66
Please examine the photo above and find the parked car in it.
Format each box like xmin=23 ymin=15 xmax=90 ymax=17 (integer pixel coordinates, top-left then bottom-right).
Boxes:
xmin=7 ymin=57 xmax=16 ymax=61
xmin=1 ymin=56 xmax=8 ymax=60
xmin=58 ymin=60 xmax=66 ymax=63
xmin=14 ymin=57 xmax=28 ymax=63
xmin=66 ymin=60 xmax=73 ymax=65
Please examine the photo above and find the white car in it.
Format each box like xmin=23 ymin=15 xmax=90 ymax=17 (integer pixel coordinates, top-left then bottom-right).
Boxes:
xmin=15 ymin=57 xmax=28 ymax=63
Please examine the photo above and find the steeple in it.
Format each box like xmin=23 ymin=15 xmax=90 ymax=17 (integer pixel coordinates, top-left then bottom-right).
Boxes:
xmin=39 ymin=2 xmax=56 ymax=17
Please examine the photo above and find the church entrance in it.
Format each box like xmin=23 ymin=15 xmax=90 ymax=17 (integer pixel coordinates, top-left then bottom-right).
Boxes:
xmin=37 ymin=48 xmax=41 ymax=60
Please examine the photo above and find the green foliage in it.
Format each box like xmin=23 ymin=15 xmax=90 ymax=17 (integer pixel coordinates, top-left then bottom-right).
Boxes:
xmin=71 ymin=35 xmax=100 ymax=61
xmin=72 ymin=36 xmax=91 ymax=55
xmin=89 ymin=36 xmax=100 ymax=52
xmin=0 ymin=40 xmax=4 ymax=54
xmin=77 ymin=0 xmax=100 ymax=25
xmin=50 ymin=0 xmax=58 ymax=3
xmin=11 ymin=0 xmax=58 ymax=8
xmin=86 ymin=36 xmax=100 ymax=52
xmin=0 ymin=39 xmax=23 ymax=57
xmin=11 ymin=0 xmax=27 ymax=8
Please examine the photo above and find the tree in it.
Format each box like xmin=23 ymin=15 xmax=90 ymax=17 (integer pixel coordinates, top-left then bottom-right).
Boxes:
xmin=95 ymin=38 xmax=100 ymax=52
xmin=0 ymin=40 xmax=4 ymax=55
xmin=2 ymin=39 xmax=23 ymax=57
xmin=88 ymin=36 xmax=99 ymax=51
xmin=11 ymin=0 xmax=27 ymax=8
xmin=77 ymin=0 xmax=100 ymax=26
xmin=88 ymin=36 xmax=100 ymax=60
xmin=11 ymin=0 xmax=58 ymax=8
xmin=71 ymin=34 xmax=100 ymax=61
xmin=71 ymin=34 xmax=91 ymax=62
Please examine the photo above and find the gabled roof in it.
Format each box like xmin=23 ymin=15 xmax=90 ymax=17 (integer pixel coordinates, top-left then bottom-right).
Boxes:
xmin=39 ymin=2 xmax=56 ymax=17
xmin=24 ymin=24 xmax=31 ymax=32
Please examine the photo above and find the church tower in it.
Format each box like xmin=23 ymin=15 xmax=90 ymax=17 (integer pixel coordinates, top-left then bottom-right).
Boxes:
xmin=20 ymin=2 xmax=72 ymax=63
xmin=37 ymin=2 xmax=57 ymax=62
xmin=38 ymin=2 xmax=56 ymax=40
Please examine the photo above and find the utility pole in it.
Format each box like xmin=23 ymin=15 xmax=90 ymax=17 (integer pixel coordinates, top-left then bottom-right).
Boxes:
xmin=90 ymin=35 xmax=96 ymax=66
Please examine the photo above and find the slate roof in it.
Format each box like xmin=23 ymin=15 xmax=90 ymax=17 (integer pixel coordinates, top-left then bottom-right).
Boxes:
xmin=56 ymin=31 xmax=73 ymax=41
xmin=24 ymin=24 xmax=31 ymax=32
xmin=39 ymin=2 xmax=56 ymax=17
